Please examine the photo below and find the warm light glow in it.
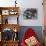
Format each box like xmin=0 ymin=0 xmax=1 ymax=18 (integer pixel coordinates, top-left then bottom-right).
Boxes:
xmin=14 ymin=29 xmax=17 ymax=32
xmin=0 ymin=15 xmax=1 ymax=24
xmin=0 ymin=32 xmax=1 ymax=41
xmin=0 ymin=15 xmax=1 ymax=20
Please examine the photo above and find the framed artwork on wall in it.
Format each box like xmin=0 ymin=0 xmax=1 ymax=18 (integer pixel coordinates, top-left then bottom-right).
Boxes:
xmin=8 ymin=16 xmax=18 ymax=24
xmin=1 ymin=28 xmax=18 ymax=41
xmin=2 ymin=16 xmax=18 ymax=24
xmin=2 ymin=10 xmax=9 ymax=15
xmin=23 ymin=8 xmax=37 ymax=20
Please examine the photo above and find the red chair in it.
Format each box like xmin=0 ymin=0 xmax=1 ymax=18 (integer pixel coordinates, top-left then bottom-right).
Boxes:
xmin=21 ymin=28 xmax=41 ymax=46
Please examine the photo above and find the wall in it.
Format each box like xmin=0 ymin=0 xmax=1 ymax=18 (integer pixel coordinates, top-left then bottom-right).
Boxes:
xmin=0 ymin=0 xmax=44 ymax=26
xmin=17 ymin=0 xmax=44 ymax=26
xmin=0 ymin=0 xmax=15 ymax=7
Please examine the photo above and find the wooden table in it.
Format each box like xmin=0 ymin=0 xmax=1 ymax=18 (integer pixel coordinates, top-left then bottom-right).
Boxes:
xmin=0 ymin=40 xmax=19 ymax=46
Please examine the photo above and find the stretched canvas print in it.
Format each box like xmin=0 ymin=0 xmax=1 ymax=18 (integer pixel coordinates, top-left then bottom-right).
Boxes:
xmin=23 ymin=8 xmax=37 ymax=20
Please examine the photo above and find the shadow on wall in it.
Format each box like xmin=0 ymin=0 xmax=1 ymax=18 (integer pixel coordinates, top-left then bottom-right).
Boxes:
xmin=18 ymin=26 xmax=43 ymax=44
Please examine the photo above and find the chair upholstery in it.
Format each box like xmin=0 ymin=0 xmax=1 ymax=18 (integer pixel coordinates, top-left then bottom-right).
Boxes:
xmin=21 ymin=28 xmax=41 ymax=46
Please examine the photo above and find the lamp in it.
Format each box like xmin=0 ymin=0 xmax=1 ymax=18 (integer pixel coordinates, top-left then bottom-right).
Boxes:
xmin=15 ymin=0 xmax=17 ymax=7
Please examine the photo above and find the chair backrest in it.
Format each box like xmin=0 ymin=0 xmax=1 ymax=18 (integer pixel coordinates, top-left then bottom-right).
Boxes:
xmin=21 ymin=28 xmax=41 ymax=46
xmin=21 ymin=28 xmax=36 ymax=46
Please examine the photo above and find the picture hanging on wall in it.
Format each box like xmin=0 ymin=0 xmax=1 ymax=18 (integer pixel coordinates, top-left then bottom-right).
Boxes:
xmin=23 ymin=8 xmax=37 ymax=20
